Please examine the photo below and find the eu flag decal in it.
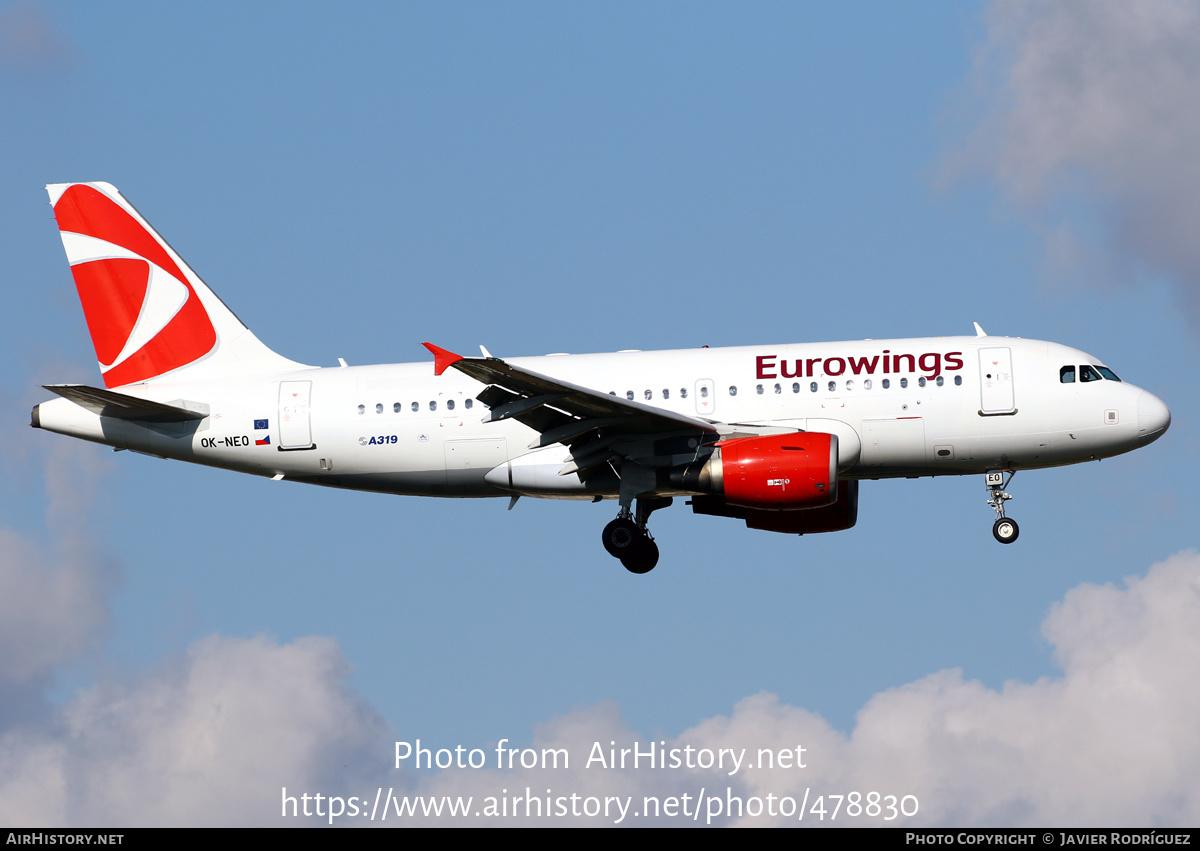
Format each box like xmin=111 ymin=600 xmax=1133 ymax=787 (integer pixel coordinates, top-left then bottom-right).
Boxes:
xmin=254 ymin=419 xmax=269 ymax=430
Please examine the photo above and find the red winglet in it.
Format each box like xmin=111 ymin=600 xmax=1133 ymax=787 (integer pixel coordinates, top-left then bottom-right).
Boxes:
xmin=422 ymin=342 xmax=464 ymax=376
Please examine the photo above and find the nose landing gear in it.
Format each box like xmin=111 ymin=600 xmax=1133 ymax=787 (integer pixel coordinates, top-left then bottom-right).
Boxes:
xmin=986 ymin=470 xmax=1019 ymax=544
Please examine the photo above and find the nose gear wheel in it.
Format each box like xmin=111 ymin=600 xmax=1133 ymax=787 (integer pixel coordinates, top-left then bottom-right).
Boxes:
xmin=985 ymin=470 xmax=1019 ymax=545
xmin=992 ymin=517 xmax=1019 ymax=543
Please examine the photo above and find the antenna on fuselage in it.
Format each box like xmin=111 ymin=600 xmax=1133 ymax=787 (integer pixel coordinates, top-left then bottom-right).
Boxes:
xmin=973 ymin=322 xmax=987 ymax=337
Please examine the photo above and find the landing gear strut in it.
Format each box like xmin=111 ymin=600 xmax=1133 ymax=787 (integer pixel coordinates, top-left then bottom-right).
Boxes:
xmin=602 ymin=497 xmax=671 ymax=573
xmin=986 ymin=470 xmax=1019 ymax=544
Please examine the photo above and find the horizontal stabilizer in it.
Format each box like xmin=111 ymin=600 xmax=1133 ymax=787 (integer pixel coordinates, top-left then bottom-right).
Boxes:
xmin=42 ymin=384 xmax=208 ymax=423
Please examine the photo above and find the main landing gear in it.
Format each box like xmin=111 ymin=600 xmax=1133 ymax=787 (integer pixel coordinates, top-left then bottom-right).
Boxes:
xmin=602 ymin=497 xmax=672 ymax=574
xmin=986 ymin=470 xmax=1019 ymax=544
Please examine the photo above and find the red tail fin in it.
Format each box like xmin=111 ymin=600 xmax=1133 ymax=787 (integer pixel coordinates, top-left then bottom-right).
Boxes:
xmin=48 ymin=183 xmax=306 ymax=386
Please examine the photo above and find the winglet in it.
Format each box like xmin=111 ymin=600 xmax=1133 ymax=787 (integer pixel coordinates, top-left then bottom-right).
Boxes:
xmin=973 ymin=322 xmax=987 ymax=337
xmin=423 ymin=342 xmax=464 ymax=376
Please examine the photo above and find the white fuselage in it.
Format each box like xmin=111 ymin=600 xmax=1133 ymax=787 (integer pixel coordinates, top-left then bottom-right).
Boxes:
xmin=33 ymin=335 xmax=1171 ymax=501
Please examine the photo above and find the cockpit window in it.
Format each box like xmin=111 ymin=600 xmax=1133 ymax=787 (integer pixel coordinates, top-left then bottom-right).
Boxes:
xmin=1094 ymin=365 xmax=1121 ymax=382
xmin=1080 ymin=365 xmax=1103 ymax=382
xmin=1060 ymin=365 xmax=1075 ymax=383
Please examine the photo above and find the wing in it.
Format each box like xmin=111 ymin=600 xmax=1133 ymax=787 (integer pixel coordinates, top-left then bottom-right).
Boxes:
xmin=424 ymin=343 xmax=720 ymax=478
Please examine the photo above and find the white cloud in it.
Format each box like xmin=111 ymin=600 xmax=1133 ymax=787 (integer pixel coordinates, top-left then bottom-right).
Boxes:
xmin=385 ymin=552 xmax=1200 ymax=826
xmin=0 ymin=634 xmax=391 ymax=826
xmin=3 ymin=551 xmax=1199 ymax=826
xmin=0 ymin=441 xmax=115 ymax=719
xmin=950 ymin=0 xmax=1200 ymax=320
xmin=0 ymin=526 xmax=108 ymax=684
xmin=0 ymin=438 xmax=393 ymax=826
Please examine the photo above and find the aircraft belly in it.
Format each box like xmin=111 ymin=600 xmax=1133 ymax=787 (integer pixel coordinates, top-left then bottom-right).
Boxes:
xmin=963 ymin=430 xmax=1104 ymax=469
xmin=290 ymin=468 xmax=504 ymax=497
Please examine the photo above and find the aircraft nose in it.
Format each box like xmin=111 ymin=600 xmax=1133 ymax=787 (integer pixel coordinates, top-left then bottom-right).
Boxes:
xmin=1137 ymin=390 xmax=1171 ymax=445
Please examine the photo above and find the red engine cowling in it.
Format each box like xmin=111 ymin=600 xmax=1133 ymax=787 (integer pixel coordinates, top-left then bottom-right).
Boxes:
xmin=672 ymin=433 xmax=839 ymax=510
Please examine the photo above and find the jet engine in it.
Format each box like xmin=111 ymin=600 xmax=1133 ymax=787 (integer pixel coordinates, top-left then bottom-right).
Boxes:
xmin=671 ymin=432 xmax=839 ymax=510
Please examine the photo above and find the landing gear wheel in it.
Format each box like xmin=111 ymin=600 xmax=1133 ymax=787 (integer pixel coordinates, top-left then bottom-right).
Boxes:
xmin=621 ymin=538 xmax=659 ymax=574
xmin=602 ymin=518 xmax=640 ymax=558
xmin=992 ymin=517 xmax=1019 ymax=544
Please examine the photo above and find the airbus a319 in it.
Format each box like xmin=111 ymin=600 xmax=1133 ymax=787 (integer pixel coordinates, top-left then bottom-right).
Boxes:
xmin=32 ymin=183 xmax=1171 ymax=573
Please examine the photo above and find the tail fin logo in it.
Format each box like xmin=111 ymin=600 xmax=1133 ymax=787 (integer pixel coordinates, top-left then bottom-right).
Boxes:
xmin=52 ymin=184 xmax=217 ymax=387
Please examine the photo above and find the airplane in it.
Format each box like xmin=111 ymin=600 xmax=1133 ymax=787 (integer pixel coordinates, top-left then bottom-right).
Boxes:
xmin=31 ymin=182 xmax=1172 ymax=573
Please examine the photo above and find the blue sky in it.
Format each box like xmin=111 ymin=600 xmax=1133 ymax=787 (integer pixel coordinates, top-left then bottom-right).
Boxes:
xmin=1 ymin=1 xmax=1198 ymax=826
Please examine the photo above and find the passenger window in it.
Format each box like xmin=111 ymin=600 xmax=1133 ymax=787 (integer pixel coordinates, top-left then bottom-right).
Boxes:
xmin=810 ymin=382 xmax=818 ymax=393
xmin=792 ymin=382 xmax=800 ymax=393
xmin=882 ymin=379 xmax=890 ymax=389
xmin=827 ymin=381 xmax=836 ymax=392
xmin=357 ymin=404 xmax=365 ymax=415
xmin=626 ymin=391 xmax=634 ymax=401
xmin=864 ymin=379 xmax=872 ymax=390
xmin=700 ymin=387 xmax=708 ymax=398
xmin=900 ymin=378 xmax=908 ymax=388
xmin=729 ymin=386 xmax=737 ymax=396
xmin=936 ymin=376 xmax=944 ymax=386
xmin=376 ymin=403 xmax=383 ymax=414
xmin=845 ymin=380 xmax=854 ymax=391
xmin=1060 ymin=366 xmax=1076 ymax=383
xmin=644 ymin=390 xmax=652 ymax=401
xmin=774 ymin=383 xmax=781 ymax=394
xmin=755 ymin=384 xmax=764 ymax=395
xmin=411 ymin=402 xmax=419 ymax=412
xmin=1080 ymin=365 xmax=1102 ymax=383
xmin=429 ymin=401 xmax=437 ymax=411
xmin=394 ymin=402 xmax=401 ymax=413
xmin=681 ymin=388 xmax=688 ymax=399
xmin=918 ymin=377 xmax=926 ymax=387
xmin=663 ymin=389 xmax=669 ymax=399
xmin=447 ymin=399 xmax=455 ymax=411
xmin=464 ymin=398 xmax=473 ymax=409
xmin=954 ymin=376 xmax=962 ymax=386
